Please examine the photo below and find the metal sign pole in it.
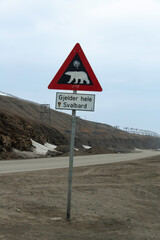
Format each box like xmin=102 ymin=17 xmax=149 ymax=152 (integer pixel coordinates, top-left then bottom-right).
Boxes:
xmin=66 ymin=91 xmax=77 ymax=221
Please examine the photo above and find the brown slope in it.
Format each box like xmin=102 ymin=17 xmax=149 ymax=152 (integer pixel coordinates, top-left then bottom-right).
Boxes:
xmin=0 ymin=95 xmax=72 ymax=131
xmin=0 ymin=94 xmax=160 ymax=155
xmin=0 ymin=110 xmax=67 ymax=159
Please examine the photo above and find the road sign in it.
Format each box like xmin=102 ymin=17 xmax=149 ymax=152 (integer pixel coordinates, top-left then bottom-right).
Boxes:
xmin=48 ymin=43 xmax=102 ymax=92
xmin=48 ymin=43 xmax=103 ymax=220
xmin=56 ymin=92 xmax=95 ymax=111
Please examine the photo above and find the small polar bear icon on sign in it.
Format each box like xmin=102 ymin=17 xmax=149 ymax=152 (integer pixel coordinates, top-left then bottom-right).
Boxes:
xmin=65 ymin=71 xmax=90 ymax=84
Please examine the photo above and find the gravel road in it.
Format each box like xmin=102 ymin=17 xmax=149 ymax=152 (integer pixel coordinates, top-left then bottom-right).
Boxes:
xmin=0 ymin=149 xmax=160 ymax=174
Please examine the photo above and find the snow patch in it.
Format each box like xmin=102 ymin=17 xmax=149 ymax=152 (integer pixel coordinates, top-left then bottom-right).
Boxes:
xmin=74 ymin=148 xmax=79 ymax=151
xmin=31 ymin=140 xmax=48 ymax=154
xmin=13 ymin=140 xmax=60 ymax=159
xmin=0 ymin=91 xmax=16 ymax=98
xmin=134 ymin=148 xmax=142 ymax=151
xmin=0 ymin=91 xmax=9 ymax=96
xmin=82 ymin=145 xmax=92 ymax=150
xmin=31 ymin=140 xmax=58 ymax=154
xmin=44 ymin=142 xmax=57 ymax=151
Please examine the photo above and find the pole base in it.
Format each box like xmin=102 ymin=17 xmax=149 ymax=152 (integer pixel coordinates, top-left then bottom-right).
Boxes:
xmin=66 ymin=213 xmax=71 ymax=221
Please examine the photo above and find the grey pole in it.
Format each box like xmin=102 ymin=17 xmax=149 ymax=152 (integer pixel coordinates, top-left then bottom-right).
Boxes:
xmin=66 ymin=91 xmax=77 ymax=221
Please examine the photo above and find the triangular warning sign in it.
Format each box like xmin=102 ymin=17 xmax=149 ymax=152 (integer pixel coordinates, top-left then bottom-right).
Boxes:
xmin=48 ymin=43 xmax=102 ymax=92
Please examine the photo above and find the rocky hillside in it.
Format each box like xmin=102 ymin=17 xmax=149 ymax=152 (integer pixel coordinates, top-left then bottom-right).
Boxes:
xmin=0 ymin=111 xmax=67 ymax=159
xmin=0 ymin=92 xmax=160 ymax=159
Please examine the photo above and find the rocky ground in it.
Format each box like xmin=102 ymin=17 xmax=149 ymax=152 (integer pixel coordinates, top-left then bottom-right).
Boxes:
xmin=0 ymin=155 xmax=160 ymax=239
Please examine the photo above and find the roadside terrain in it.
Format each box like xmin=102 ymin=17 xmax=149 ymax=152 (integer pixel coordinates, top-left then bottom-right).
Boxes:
xmin=1 ymin=92 xmax=160 ymax=159
xmin=0 ymin=111 xmax=67 ymax=159
xmin=0 ymin=155 xmax=160 ymax=239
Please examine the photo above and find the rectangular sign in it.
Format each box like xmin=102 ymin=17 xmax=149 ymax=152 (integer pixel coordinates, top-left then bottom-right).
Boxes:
xmin=56 ymin=92 xmax=95 ymax=111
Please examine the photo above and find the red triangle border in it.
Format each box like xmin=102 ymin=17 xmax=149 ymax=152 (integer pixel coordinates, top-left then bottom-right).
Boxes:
xmin=48 ymin=43 xmax=102 ymax=92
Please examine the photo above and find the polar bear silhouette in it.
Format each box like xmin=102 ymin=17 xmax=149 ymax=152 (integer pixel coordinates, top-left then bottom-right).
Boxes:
xmin=65 ymin=71 xmax=90 ymax=84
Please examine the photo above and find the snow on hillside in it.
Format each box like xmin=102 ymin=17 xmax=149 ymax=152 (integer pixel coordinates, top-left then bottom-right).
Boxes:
xmin=0 ymin=91 xmax=16 ymax=98
xmin=31 ymin=140 xmax=58 ymax=154
xmin=13 ymin=140 xmax=60 ymax=159
xmin=0 ymin=91 xmax=10 ymax=96
xmin=0 ymin=91 xmax=41 ymax=106
xmin=82 ymin=145 xmax=92 ymax=150
xmin=44 ymin=142 xmax=57 ymax=151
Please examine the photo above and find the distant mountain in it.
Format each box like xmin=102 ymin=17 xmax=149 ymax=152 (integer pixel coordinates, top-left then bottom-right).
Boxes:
xmin=0 ymin=92 xmax=160 ymax=159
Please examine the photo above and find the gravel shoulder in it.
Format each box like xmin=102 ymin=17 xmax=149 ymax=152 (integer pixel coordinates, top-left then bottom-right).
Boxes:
xmin=0 ymin=155 xmax=160 ymax=239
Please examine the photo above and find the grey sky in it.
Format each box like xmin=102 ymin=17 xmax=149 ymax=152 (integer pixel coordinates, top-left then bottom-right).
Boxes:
xmin=1 ymin=0 xmax=160 ymax=133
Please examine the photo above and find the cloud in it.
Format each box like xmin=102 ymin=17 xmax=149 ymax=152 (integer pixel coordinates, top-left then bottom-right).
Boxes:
xmin=0 ymin=0 xmax=160 ymax=133
xmin=88 ymin=0 xmax=160 ymax=22
xmin=1 ymin=0 xmax=160 ymax=63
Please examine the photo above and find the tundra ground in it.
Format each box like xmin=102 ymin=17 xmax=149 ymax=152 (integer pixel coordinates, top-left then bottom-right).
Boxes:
xmin=0 ymin=155 xmax=160 ymax=239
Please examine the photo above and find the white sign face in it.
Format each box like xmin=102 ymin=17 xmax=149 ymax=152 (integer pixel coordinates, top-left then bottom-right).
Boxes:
xmin=56 ymin=92 xmax=95 ymax=111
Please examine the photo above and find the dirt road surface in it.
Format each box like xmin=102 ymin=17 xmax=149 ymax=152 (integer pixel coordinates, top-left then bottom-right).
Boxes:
xmin=0 ymin=155 xmax=160 ymax=239
xmin=0 ymin=150 xmax=160 ymax=174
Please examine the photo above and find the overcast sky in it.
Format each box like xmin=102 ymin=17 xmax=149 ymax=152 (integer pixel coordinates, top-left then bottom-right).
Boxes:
xmin=1 ymin=0 xmax=160 ymax=133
